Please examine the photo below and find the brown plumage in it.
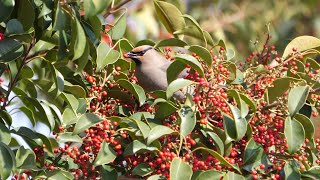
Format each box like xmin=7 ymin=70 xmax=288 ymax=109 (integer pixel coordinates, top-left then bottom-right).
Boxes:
xmin=125 ymin=45 xmax=188 ymax=101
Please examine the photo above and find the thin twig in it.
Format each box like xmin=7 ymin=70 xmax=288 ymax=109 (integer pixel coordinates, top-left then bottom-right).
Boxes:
xmin=1 ymin=39 xmax=35 ymax=111
xmin=103 ymin=0 xmax=132 ymax=18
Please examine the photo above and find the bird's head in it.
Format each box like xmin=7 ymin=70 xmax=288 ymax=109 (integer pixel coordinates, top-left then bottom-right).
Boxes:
xmin=124 ymin=45 xmax=154 ymax=65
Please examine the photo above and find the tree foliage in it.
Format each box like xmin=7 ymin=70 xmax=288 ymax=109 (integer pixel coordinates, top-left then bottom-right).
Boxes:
xmin=0 ymin=0 xmax=320 ymax=180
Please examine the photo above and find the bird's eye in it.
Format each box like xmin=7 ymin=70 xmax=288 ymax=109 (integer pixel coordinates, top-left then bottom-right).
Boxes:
xmin=133 ymin=47 xmax=153 ymax=56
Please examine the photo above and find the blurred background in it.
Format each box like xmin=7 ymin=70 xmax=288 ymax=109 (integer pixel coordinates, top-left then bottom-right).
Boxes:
xmin=120 ymin=0 xmax=320 ymax=59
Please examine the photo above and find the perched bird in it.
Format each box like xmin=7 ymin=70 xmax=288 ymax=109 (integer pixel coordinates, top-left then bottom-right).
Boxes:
xmin=125 ymin=45 xmax=188 ymax=101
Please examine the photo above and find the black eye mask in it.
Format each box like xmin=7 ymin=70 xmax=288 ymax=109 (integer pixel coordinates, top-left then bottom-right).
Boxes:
xmin=131 ymin=47 xmax=153 ymax=56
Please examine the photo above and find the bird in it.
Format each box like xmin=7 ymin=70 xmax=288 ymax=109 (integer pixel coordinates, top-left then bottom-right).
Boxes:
xmin=125 ymin=45 xmax=189 ymax=101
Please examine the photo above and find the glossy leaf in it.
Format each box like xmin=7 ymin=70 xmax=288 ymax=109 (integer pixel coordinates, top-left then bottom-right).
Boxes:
xmin=100 ymin=165 xmax=118 ymax=180
xmin=0 ymin=110 xmax=12 ymax=126
xmin=153 ymin=0 xmax=186 ymax=36
xmin=70 ymin=17 xmax=86 ymax=60
xmin=108 ymin=11 xmax=127 ymax=40
xmin=84 ymin=0 xmax=110 ymax=18
xmin=155 ymin=38 xmax=187 ymax=47
xmin=132 ymin=163 xmax=153 ymax=177
xmin=283 ymin=36 xmax=320 ymax=58
xmin=175 ymin=54 xmax=205 ymax=77
xmin=147 ymin=125 xmax=175 ymax=145
xmin=224 ymin=172 xmax=245 ymax=180
xmin=124 ymin=140 xmax=158 ymax=155
xmin=167 ymin=79 xmax=195 ymax=99
xmin=188 ymin=45 xmax=212 ymax=66
xmin=242 ymin=138 xmax=270 ymax=171
xmin=301 ymin=166 xmax=320 ymax=179
xmin=73 ymin=113 xmax=102 ymax=135
xmin=167 ymin=60 xmax=188 ymax=84
xmin=294 ymin=113 xmax=314 ymax=140
xmin=228 ymin=104 xmax=247 ymax=141
xmin=0 ymin=142 xmax=15 ymax=180
xmin=57 ymin=132 xmax=83 ymax=143
xmin=5 ymin=19 xmax=24 ymax=35
xmin=196 ymin=170 xmax=224 ymax=180
xmin=15 ymin=146 xmax=38 ymax=170
xmin=178 ymin=105 xmax=196 ymax=137
xmin=94 ymin=141 xmax=117 ymax=166
xmin=0 ymin=0 xmax=14 ymax=22
xmin=264 ymin=77 xmax=303 ymax=104
xmin=0 ymin=123 xmax=11 ymax=145
xmin=284 ymin=117 xmax=305 ymax=154
xmin=117 ymin=79 xmax=146 ymax=106
xmin=288 ymin=85 xmax=310 ymax=117
xmin=284 ymin=160 xmax=301 ymax=180
xmin=170 ymin=157 xmax=193 ymax=180
xmin=207 ymin=132 xmax=224 ymax=156
xmin=96 ymin=41 xmax=120 ymax=71
xmin=223 ymin=113 xmax=237 ymax=141
xmin=0 ymin=38 xmax=23 ymax=63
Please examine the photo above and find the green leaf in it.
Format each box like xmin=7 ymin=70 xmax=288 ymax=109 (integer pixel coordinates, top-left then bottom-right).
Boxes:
xmin=167 ymin=79 xmax=195 ymax=99
xmin=175 ymin=54 xmax=205 ymax=77
xmin=45 ymin=169 xmax=74 ymax=180
xmin=283 ymin=36 xmax=320 ymax=58
xmin=36 ymin=133 xmax=55 ymax=153
xmin=57 ymin=132 xmax=82 ymax=143
xmin=206 ymin=132 xmax=224 ymax=156
xmin=94 ymin=141 xmax=117 ymax=166
xmin=223 ymin=171 xmax=245 ymax=180
xmin=15 ymin=146 xmax=38 ymax=170
xmin=100 ymin=165 xmax=118 ymax=180
xmin=52 ymin=3 xmax=66 ymax=31
xmin=75 ymin=42 xmax=90 ymax=72
xmin=155 ymin=38 xmax=188 ymax=47
xmin=73 ymin=113 xmax=102 ymax=134
xmin=132 ymin=163 xmax=153 ymax=177
xmin=154 ymin=100 xmax=178 ymax=119
xmin=12 ymin=127 xmax=43 ymax=147
xmin=108 ymin=11 xmax=127 ymax=40
xmin=61 ymin=93 xmax=79 ymax=112
xmin=178 ymin=105 xmax=196 ymax=137
xmin=288 ymin=85 xmax=310 ymax=117
xmin=153 ymin=0 xmax=185 ymax=36
xmin=0 ymin=142 xmax=15 ymax=180
xmin=62 ymin=108 xmax=78 ymax=126
xmin=96 ymin=41 xmax=120 ymax=71
xmin=284 ymin=160 xmax=301 ymax=180
xmin=193 ymin=147 xmax=241 ymax=173
xmin=117 ymin=79 xmax=146 ymax=106
xmin=167 ymin=60 xmax=188 ymax=84
xmin=196 ymin=170 xmax=225 ymax=180
xmin=147 ymin=125 xmax=175 ymax=145
xmin=170 ymin=157 xmax=193 ymax=180
xmin=301 ymin=166 xmax=320 ymax=179
xmin=17 ymin=0 xmax=34 ymax=31
xmin=70 ymin=17 xmax=86 ymax=60
xmin=223 ymin=113 xmax=236 ymax=142
xmin=124 ymin=140 xmax=158 ymax=155
xmin=30 ymin=40 xmax=55 ymax=55
xmin=0 ymin=123 xmax=11 ymax=145
xmin=188 ymin=45 xmax=212 ymax=66
xmin=0 ymin=110 xmax=12 ymax=126
xmin=264 ymin=77 xmax=303 ymax=104
xmin=294 ymin=114 xmax=314 ymax=140
xmin=147 ymin=175 xmax=166 ymax=180
xmin=0 ymin=38 xmax=23 ymax=63
xmin=242 ymin=138 xmax=270 ymax=171
xmin=0 ymin=0 xmax=14 ymax=22
xmin=227 ymin=104 xmax=247 ymax=141
xmin=84 ymin=0 xmax=110 ymax=18
xmin=285 ymin=117 xmax=305 ymax=154
xmin=5 ymin=19 xmax=24 ymax=36
xmin=64 ymin=82 xmax=86 ymax=98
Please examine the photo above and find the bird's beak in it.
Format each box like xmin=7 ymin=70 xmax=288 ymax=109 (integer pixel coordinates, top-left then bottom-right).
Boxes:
xmin=124 ymin=52 xmax=137 ymax=59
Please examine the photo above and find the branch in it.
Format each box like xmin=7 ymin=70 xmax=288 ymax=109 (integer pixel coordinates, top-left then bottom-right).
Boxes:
xmin=103 ymin=0 xmax=132 ymax=18
xmin=1 ymin=39 xmax=35 ymax=111
xmin=261 ymin=101 xmax=281 ymax=111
